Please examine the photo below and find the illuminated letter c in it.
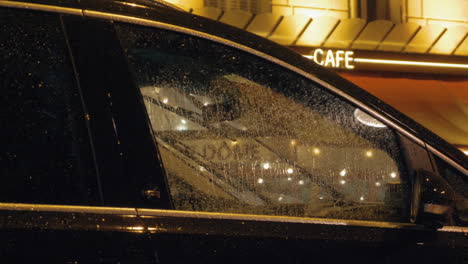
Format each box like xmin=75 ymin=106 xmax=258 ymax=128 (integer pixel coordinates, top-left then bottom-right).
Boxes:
xmin=313 ymin=49 xmax=324 ymax=65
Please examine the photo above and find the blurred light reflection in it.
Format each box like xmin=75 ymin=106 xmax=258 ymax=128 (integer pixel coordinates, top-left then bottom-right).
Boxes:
xmin=339 ymin=169 xmax=347 ymax=177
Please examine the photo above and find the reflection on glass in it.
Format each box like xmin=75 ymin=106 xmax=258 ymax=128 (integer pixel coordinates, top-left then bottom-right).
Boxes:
xmin=354 ymin=108 xmax=387 ymax=128
xmin=339 ymin=169 xmax=347 ymax=177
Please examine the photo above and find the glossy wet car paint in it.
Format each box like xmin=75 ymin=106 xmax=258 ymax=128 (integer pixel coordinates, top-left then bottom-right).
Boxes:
xmin=0 ymin=0 xmax=467 ymax=263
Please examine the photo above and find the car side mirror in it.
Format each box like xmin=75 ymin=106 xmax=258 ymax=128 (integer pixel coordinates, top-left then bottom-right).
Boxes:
xmin=410 ymin=169 xmax=456 ymax=229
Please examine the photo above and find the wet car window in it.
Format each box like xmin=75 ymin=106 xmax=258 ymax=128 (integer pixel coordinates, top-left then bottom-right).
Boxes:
xmin=0 ymin=9 xmax=99 ymax=205
xmin=434 ymin=156 xmax=468 ymax=226
xmin=116 ymin=23 xmax=408 ymax=222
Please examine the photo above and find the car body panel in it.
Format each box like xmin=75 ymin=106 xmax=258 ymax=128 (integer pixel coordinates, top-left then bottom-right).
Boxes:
xmin=1 ymin=1 xmax=468 ymax=263
xmin=0 ymin=203 xmax=467 ymax=262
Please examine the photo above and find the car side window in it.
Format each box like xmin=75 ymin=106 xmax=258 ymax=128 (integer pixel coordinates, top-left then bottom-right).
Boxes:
xmin=116 ymin=23 xmax=408 ymax=222
xmin=434 ymin=156 xmax=468 ymax=226
xmin=0 ymin=8 xmax=99 ymax=205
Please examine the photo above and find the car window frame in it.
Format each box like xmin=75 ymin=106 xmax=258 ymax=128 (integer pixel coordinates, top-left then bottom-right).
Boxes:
xmin=114 ymin=21 xmax=413 ymax=223
xmin=81 ymin=9 xmax=468 ymax=226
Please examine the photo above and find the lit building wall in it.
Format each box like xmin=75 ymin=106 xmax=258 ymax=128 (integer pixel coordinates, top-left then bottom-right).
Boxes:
xmin=271 ymin=0 xmax=351 ymax=19
xmin=405 ymin=0 xmax=468 ymax=28
xmin=204 ymin=0 xmax=272 ymax=13
xmin=165 ymin=0 xmax=204 ymax=10
xmin=174 ymin=0 xmax=468 ymax=56
xmin=172 ymin=0 xmax=468 ymax=28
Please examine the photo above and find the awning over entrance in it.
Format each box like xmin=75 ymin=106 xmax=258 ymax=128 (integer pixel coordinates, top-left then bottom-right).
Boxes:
xmin=339 ymin=72 xmax=468 ymax=150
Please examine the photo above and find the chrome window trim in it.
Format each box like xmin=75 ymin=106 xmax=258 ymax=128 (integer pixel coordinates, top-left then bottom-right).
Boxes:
xmin=439 ymin=225 xmax=468 ymax=233
xmin=0 ymin=203 xmax=467 ymax=233
xmin=427 ymin=144 xmax=468 ymax=176
xmin=0 ymin=0 xmax=466 ymax=203
xmin=136 ymin=208 xmax=421 ymax=230
xmin=0 ymin=203 xmax=426 ymax=230
xmin=138 ymin=208 xmax=468 ymax=234
xmin=0 ymin=0 xmax=82 ymax=15
xmin=0 ymin=202 xmax=136 ymax=215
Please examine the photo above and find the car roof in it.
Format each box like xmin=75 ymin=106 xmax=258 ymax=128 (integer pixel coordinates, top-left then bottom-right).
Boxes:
xmin=5 ymin=0 xmax=468 ymax=173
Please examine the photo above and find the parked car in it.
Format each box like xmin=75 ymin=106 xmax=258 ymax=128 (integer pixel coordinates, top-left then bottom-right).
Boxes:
xmin=1 ymin=0 xmax=467 ymax=263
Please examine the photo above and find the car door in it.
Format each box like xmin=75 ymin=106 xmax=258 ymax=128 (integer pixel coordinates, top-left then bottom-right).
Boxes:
xmin=107 ymin=15 xmax=468 ymax=263
xmin=0 ymin=6 xmax=156 ymax=263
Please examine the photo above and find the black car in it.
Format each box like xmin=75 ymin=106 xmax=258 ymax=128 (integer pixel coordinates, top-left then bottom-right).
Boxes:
xmin=1 ymin=0 xmax=467 ymax=263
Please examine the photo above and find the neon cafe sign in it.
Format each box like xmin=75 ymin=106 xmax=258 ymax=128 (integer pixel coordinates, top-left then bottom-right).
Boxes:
xmin=304 ymin=49 xmax=355 ymax=69
xmin=303 ymin=49 xmax=468 ymax=70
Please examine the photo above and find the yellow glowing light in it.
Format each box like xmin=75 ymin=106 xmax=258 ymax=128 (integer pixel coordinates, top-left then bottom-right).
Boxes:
xmin=390 ymin=172 xmax=397 ymax=178
xmin=176 ymin=125 xmax=187 ymax=131
xmin=302 ymin=55 xmax=468 ymax=69
xmin=257 ymin=178 xmax=264 ymax=184
xmin=128 ymin=226 xmax=144 ymax=231
xmin=231 ymin=140 xmax=238 ymax=145
xmin=303 ymin=55 xmax=468 ymax=69
xmin=203 ymin=102 xmax=209 ymax=106
xmin=309 ymin=49 xmax=355 ymax=69
xmin=262 ymin=163 xmax=270 ymax=169
xmin=278 ymin=196 xmax=283 ymax=201
xmin=287 ymin=168 xmax=294 ymax=174
xmin=339 ymin=169 xmax=347 ymax=177
xmin=121 ymin=2 xmax=147 ymax=8
xmin=360 ymin=196 xmax=364 ymax=201
xmin=340 ymin=180 xmax=346 ymax=185
xmin=181 ymin=119 xmax=187 ymax=124
xmin=162 ymin=98 xmax=169 ymax=104
xmin=199 ymin=166 xmax=206 ymax=172
xmin=287 ymin=177 xmax=292 ymax=181
xmin=354 ymin=58 xmax=468 ymax=69
xmin=319 ymin=196 xmax=324 ymax=200
xmin=312 ymin=148 xmax=321 ymax=155
xmin=290 ymin=140 xmax=297 ymax=146
xmin=375 ymin=182 xmax=381 ymax=187
xmin=298 ymin=180 xmax=305 ymax=185
xmin=365 ymin=150 xmax=373 ymax=157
